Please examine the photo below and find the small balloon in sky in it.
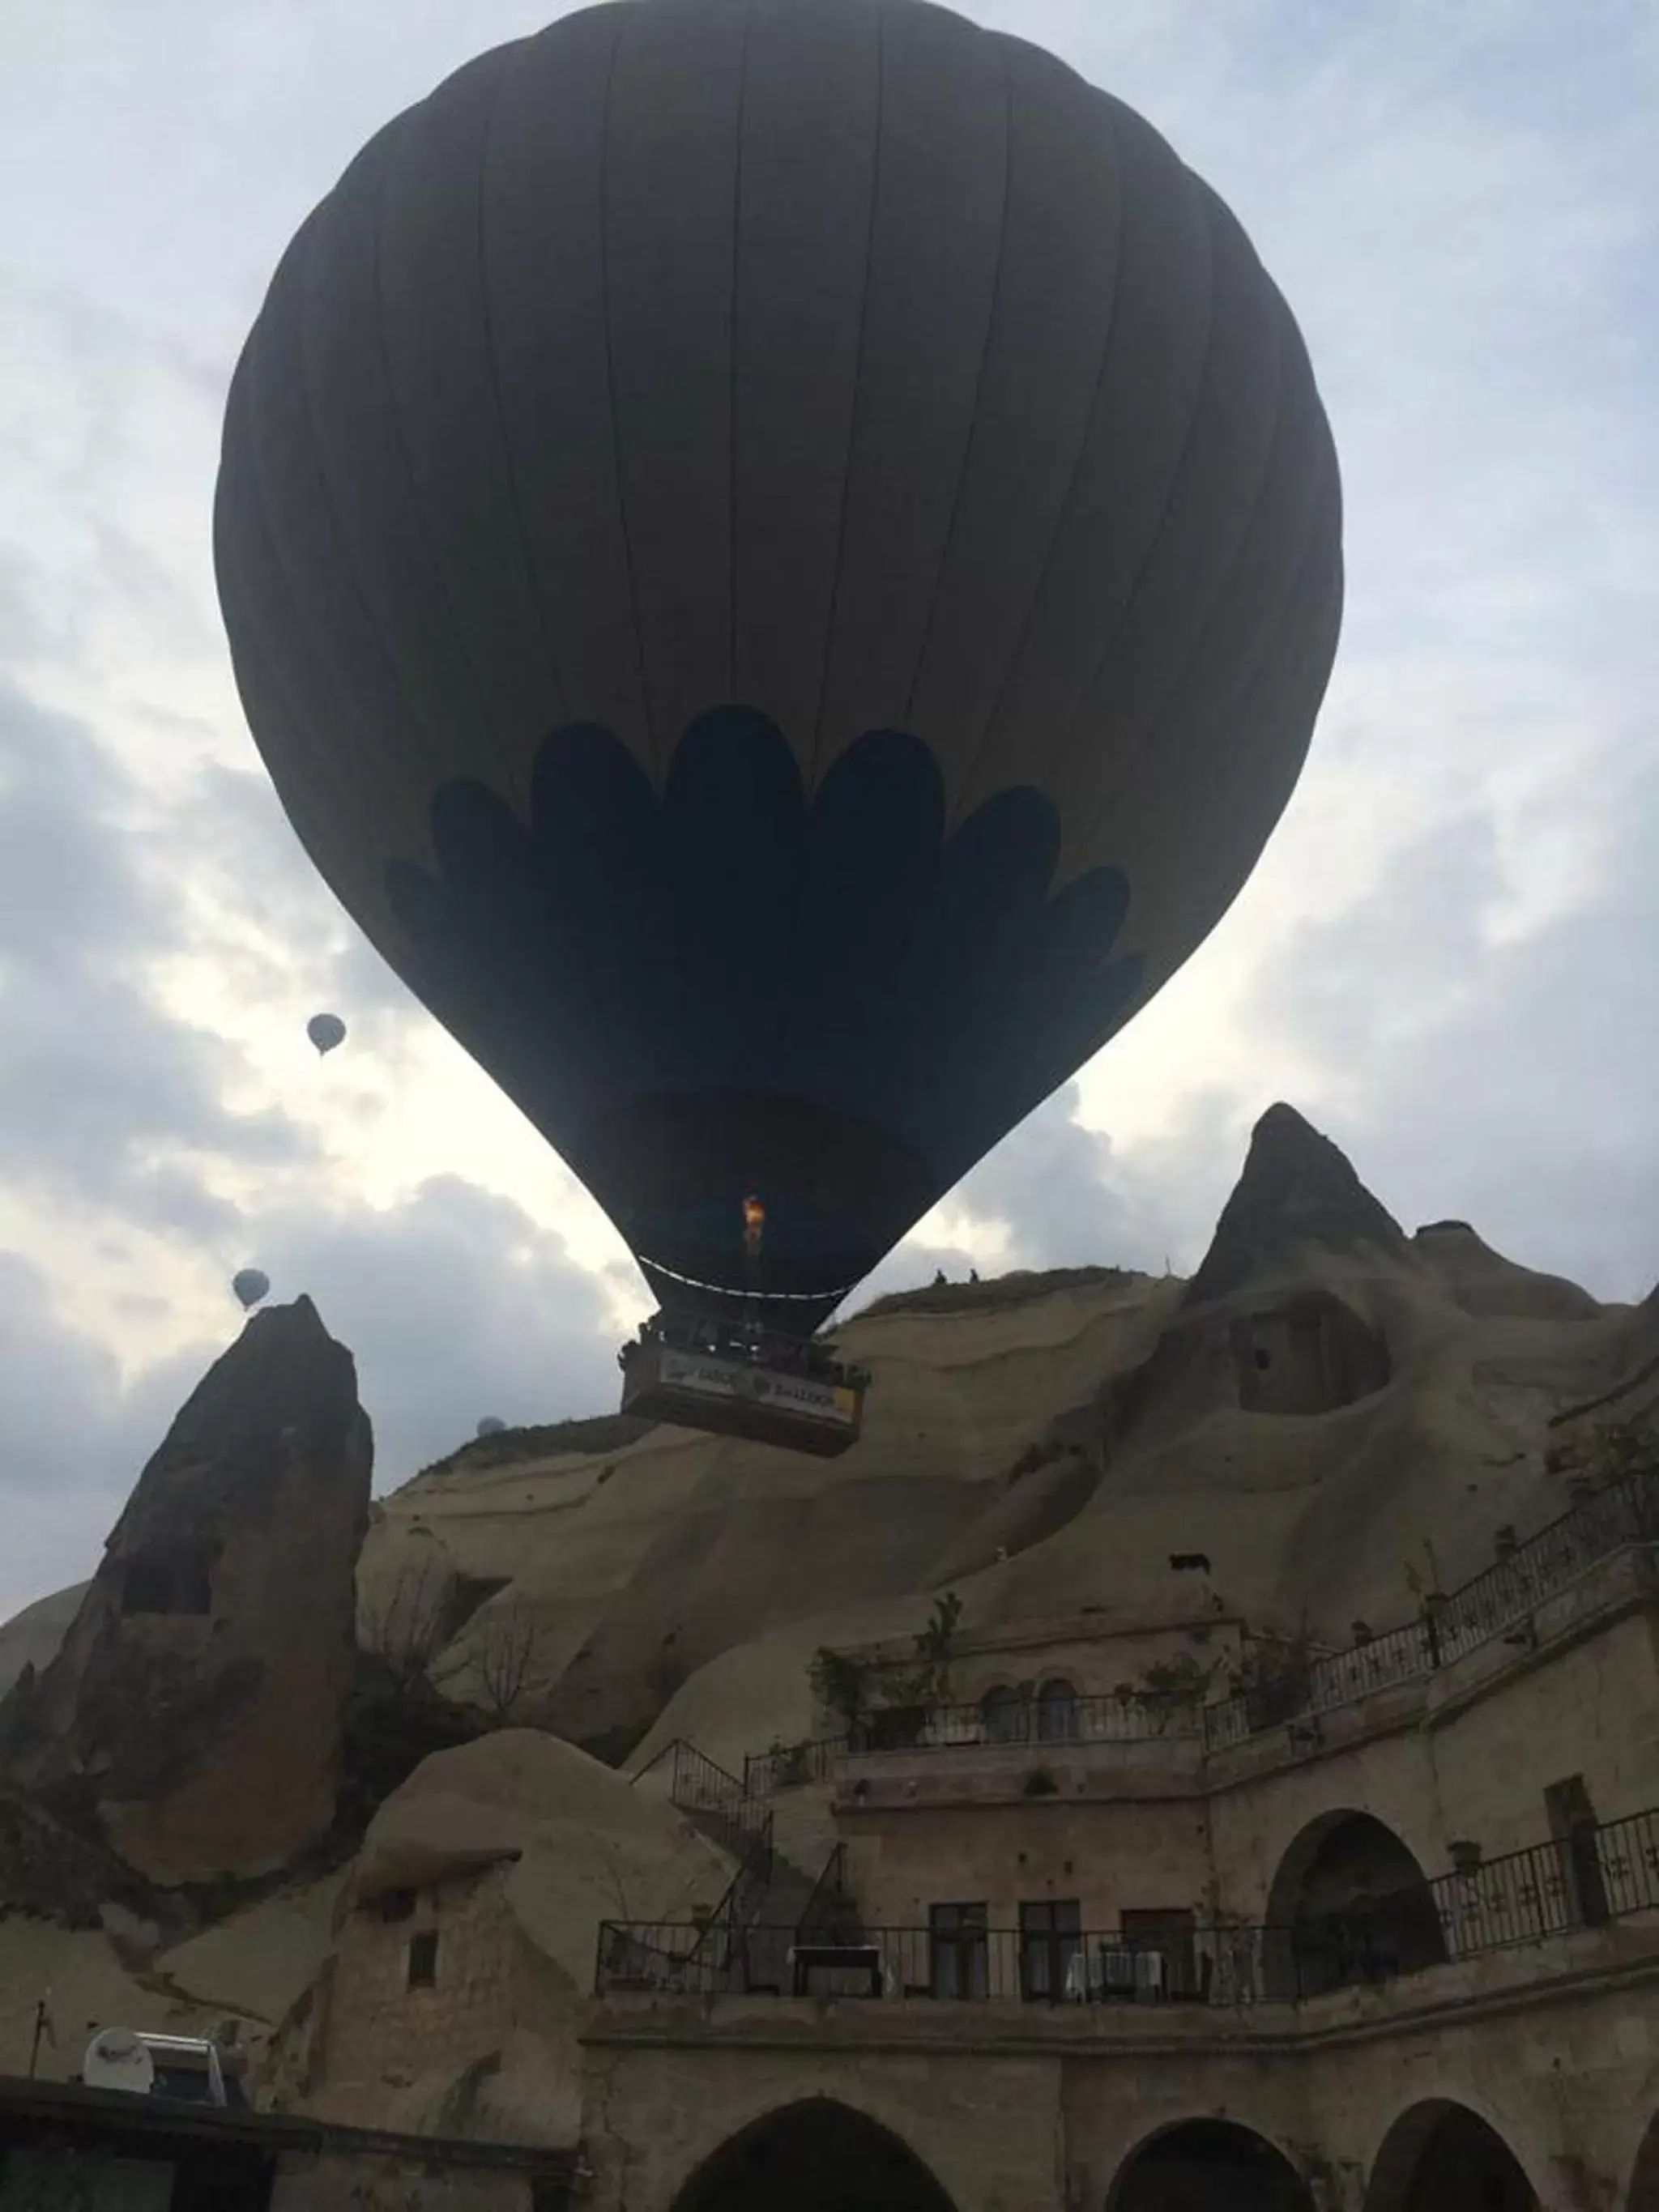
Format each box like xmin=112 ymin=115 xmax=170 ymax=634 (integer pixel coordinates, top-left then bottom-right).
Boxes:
xmin=307 ymin=1012 xmax=347 ymax=1057
xmin=476 ymin=1416 xmax=507 ymax=1438
xmin=232 ymin=1268 xmax=271 ymax=1311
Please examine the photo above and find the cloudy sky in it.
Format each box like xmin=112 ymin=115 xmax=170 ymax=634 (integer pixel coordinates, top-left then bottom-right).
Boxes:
xmin=1 ymin=0 xmax=1654 ymax=1621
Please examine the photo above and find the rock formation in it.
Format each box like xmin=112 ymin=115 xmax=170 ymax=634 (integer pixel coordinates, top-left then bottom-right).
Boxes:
xmin=271 ymin=1732 xmax=732 ymax=2140
xmin=2 ymin=1103 xmax=1649 ymax=1895
xmin=0 ymin=1297 xmax=372 ymax=1885
xmin=344 ymin=1103 xmax=1645 ymax=1767
xmin=1183 ymin=1101 xmax=1405 ymax=1306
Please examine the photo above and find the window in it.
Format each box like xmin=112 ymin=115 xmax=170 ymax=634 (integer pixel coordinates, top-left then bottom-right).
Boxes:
xmin=1019 ymin=1899 xmax=1081 ymax=2001
xmin=407 ymin=1930 xmax=439 ymax=1990
xmin=1254 ymin=1348 xmax=1271 ymax=1370
xmin=1120 ymin=1907 xmax=1196 ymax=1998
xmin=928 ymin=1903 xmax=987 ymax=1999
xmin=980 ymin=1686 xmax=1027 ymax=1745
xmin=377 ymin=1889 xmax=416 ymax=1924
xmin=1545 ymin=1775 xmax=1609 ymax=1926
xmin=1035 ymin=1678 xmax=1079 ymax=1743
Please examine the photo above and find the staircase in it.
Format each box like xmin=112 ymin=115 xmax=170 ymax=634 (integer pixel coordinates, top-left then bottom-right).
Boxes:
xmin=630 ymin=1739 xmax=859 ymax=1994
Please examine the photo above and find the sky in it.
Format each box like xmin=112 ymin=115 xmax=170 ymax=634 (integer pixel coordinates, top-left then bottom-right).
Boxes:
xmin=0 ymin=0 xmax=1655 ymax=1621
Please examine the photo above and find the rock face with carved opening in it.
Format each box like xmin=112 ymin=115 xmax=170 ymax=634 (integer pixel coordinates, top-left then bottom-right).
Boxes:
xmin=1230 ymin=1291 xmax=1391 ymax=1416
xmin=0 ymin=1298 xmax=372 ymax=1883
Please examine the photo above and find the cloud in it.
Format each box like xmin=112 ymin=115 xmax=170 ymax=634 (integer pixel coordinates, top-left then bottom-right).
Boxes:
xmin=0 ymin=1249 xmax=215 ymax=1620
xmin=0 ymin=684 xmax=316 ymax=1236
xmin=1237 ymin=761 xmax=1659 ymax=1301
xmin=2 ymin=0 xmax=1657 ymax=1622
xmin=245 ymin=1174 xmax=619 ymax=1486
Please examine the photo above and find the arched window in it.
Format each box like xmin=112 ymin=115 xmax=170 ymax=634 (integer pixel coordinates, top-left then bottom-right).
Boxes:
xmin=1035 ymin=1677 xmax=1079 ymax=1742
xmin=1264 ymin=1810 xmax=1447 ymax=2001
xmin=980 ymin=1685 xmax=1027 ymax=1745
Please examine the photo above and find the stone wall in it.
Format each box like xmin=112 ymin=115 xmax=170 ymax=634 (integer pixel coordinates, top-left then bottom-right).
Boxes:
xmin=315 ymin=1867 xmax=522 ymax=2122
xmin=579 ymin=1923 xmax=1659 ymax=2210
xmin=831 ymin=1563 xmax=1659 ymax=1940
xmin=842 ymin=1789 xmax=1213 ymax=1936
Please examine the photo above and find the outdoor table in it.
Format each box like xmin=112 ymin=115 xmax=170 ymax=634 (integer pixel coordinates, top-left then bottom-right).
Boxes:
xmin=788 ymin=1943 xmax=885 ymax=1997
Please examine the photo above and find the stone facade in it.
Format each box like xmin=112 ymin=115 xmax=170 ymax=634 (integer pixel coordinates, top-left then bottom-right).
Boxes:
xmin=569 ymin=1536 xmax=1659 ymax=2209
xmin=580 ymin=1925 xmax=1659 ymax=2210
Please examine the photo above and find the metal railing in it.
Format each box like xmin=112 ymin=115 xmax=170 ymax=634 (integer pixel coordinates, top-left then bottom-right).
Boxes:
xmin=1201 ymin=1465 xmax=1659 ymax=1751
xmin=595 ymin=1805 xmax=1659 ymax=2001
xmin=735 ymin=1468 xmax=1657 ymax=1796
xmin=595 ymin=1920 xmax=1274 ymax=2003
xmin=637 ymin=1737 xmax=771 ymax=1852
xmin=743 ymin=1693 xmax=1196 ymax=1795
xmin=743 ymin=1735 xmax=848 ymax=1797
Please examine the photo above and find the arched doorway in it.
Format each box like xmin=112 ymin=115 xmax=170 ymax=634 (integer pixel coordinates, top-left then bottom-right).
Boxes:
xmin=1365 ymin=2100 xmax=1539 ymax=2212
xmin=1108 ymin=2119 xmax=1314 ymax=2212
xmin=673 ymin=2099 xmax=957 ymax=2212
xmin=1265 ymin=1809 xmax=1447 ymax=1998
xmin=1626 ymin=2110 xmax=1659 ymax=2210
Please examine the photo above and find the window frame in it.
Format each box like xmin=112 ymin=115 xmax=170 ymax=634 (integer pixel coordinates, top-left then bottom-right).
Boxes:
xmin=928 ymin=1901 xmax=988 ymax=1999
xmin=1018 ymin=1898 xmax=1082 ymax=2001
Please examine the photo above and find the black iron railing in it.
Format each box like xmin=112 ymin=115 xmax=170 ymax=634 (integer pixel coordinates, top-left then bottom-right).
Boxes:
xmin=743 ymin=1735 xmax=848 ymax=1797
xmin=595 ymin=1805 xmax=1659 ymax=2000
xmin=635 ymin=1737 xmax=771 ymax=1852
xmin=735 ymin=1468 xmax=1657 ymax=1794
xmin=1201 ymin=1465 xmax=1659 ymax=1750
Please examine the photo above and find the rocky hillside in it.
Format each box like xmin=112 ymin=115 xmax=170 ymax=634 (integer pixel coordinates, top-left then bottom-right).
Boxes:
xmin=0 ymin=1100 xmax=1652 ymax=2113
xmin=340 ymin=1104 xmax=1651 ymax=1773
xmin=5 ymin=1108 xmax=1650 ymax=1792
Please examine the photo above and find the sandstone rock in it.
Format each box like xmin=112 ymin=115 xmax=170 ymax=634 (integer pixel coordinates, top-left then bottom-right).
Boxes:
xmin=1185 ymin=1102 xmax=1405 ymax=1305
xmin=1411 ymin=1218 xmax=1603 ymax=1322
xmin=0 ymin=1297 xmax=372 ymax=1884
xmin=354 ymin=1106 xmax=1635 ymax=1784
xmin=0 ymin=1581 xmax=88 ymax=1699
xmin=285 ymin=1732 xmax=731 ymax=2137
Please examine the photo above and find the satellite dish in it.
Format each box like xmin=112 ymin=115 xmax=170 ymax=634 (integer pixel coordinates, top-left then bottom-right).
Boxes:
xmin=84 ymin=2027 xmax=156 ymax=2096
xmin=476 ymin=1416 xmax=507 ymax=1438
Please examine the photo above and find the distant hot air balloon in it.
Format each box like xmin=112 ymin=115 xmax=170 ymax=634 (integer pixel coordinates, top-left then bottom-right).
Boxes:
xmin=307 ymin=1012 xmax=347 ymax=1057
xmin=232 ymin=1269 xmax=270 ymax=1311
xmin=215 ymin=0 xmax=1341 ymax=1349
xmin=476 ymin=1416 xmax=507 ymax=1438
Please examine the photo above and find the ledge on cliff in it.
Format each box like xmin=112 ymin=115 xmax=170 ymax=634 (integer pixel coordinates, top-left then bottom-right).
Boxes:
xmin=852 ymin=1264 xmax=1140 ymax=1322
xmin=1183 ymin=1104 xmax=1405 ymax=1307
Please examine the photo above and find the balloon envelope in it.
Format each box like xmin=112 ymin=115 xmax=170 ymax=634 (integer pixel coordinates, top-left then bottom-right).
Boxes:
xmin=476 ymin=1417 xmax=507 ymax=1438
xmin=215 ymin=0 xmax=1341 ymax=1334
xmin=307 ymin=1012 xmax=347 ymax=1056
xmin=232 ymin=1269 xmax=270 ymax=1311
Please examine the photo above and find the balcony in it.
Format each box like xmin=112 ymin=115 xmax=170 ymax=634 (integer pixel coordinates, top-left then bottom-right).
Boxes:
xmin=742 ymin=1467 xmax=1659 ymax=1796
xmin=595 ymin=1804 xmax=1659 ymax=2008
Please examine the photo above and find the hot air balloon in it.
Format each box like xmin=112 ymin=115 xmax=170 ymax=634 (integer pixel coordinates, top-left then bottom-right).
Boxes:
xmin=232 ymin=1269 xmax=270 ymax=1311
xmin=307 ymin=1012 xmax=347 ymax=1056
xmin=215 ymin=0 xmax=1341 ymax=1455
xmin=476 ymin=1417 xmax=507 ymax=1438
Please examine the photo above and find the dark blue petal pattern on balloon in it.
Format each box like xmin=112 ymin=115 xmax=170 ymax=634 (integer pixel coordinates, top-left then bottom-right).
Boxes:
xmin=386 ymin=710 xmax=1143 ymax=1324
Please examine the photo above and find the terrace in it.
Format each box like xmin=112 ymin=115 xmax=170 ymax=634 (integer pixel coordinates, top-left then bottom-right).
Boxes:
xmin=741 ymin=1464 xmax=1659 ymax=1793
xmin=595 ymin=1802 xmax=1659 ymax=2006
